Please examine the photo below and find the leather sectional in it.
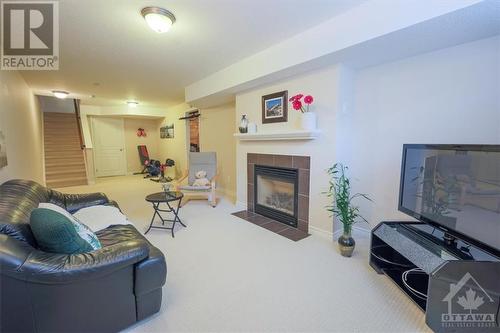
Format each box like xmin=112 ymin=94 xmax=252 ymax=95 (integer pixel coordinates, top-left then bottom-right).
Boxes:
xmin=0 ymin=179 xmax=166 ymax=332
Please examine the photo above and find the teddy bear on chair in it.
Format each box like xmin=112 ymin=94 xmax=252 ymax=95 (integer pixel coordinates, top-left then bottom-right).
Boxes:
xmin=192 ymin=170 xmax=210 ymax=187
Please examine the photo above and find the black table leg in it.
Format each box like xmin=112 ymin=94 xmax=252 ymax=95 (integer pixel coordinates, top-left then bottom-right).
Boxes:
xmin=167 ymin=198 xmax=186 ymax=227
xmin=144 ymin=198 xmax=185 ymax=237
xmin=145 ymin=202 xmax=160 ymax=235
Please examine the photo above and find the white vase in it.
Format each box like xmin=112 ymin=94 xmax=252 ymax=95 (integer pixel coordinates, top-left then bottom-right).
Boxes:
xmin=300 ymin=112 xmax=317 ymax=131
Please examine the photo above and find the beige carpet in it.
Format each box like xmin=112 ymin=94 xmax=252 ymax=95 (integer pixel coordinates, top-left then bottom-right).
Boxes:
xmin=59 ymin=175 xmax=429 ymax=333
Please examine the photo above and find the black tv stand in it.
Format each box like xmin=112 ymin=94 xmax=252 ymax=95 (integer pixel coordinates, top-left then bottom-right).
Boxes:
xmin=443 ymin=232 xmax=457 ymax=247
xmin=370 ymin=221 xmax=500 ymax=332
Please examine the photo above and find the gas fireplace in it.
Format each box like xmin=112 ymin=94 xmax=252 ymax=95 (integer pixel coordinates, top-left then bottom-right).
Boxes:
xmin=254 ymin=165 xmax=298 ymax=227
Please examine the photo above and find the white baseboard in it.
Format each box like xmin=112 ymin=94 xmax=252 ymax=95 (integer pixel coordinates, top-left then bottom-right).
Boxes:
xmin=332 ymin=225 xmax=371 ymax=237
xmin=310 ymin=224 xmax=370 ymax=239
xmin=309 ymin=225 xmax=334 ymax=239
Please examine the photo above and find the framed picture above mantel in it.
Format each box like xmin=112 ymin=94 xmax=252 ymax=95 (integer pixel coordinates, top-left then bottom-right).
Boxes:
xmin=262 ymin=90 xmax=288 ymax=124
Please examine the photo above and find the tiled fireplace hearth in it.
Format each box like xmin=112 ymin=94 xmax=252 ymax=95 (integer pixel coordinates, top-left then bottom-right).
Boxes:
xmin=232 ymin=153 xmax=310 ymax=241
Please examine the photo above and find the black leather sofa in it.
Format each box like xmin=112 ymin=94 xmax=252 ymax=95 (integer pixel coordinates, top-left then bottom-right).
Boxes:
xmin=0 ymin=179 xmax=167 ymax=333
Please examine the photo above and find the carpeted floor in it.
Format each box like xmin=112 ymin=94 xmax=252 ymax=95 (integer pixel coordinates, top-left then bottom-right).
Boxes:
xmin=59 ymin=175 xmax=429 ymax=332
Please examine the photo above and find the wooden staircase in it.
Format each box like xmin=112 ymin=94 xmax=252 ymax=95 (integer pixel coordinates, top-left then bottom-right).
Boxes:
xmin=43 ymin=112 xmax=88 ymax=188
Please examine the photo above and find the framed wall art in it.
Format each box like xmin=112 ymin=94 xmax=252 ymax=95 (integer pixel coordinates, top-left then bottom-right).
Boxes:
xmin=262 ymin=90 xmax=288 ymax=124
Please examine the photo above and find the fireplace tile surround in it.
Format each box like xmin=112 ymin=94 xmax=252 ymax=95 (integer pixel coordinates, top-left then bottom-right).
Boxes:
xmin=232 ymin=153 xmax=310 ymax=241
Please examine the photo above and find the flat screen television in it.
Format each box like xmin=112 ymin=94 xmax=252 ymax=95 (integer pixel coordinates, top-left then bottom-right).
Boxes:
xmin=399 ymin=144 xmax=500 ymax=252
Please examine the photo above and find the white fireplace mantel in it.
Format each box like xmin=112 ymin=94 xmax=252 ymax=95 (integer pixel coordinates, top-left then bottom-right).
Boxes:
xmin=233 ymin=129 xmax=321 ymax=141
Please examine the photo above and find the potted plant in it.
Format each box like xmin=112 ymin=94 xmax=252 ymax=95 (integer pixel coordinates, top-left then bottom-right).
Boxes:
xmin=289 ymin=94 xmax=316 ymax=130
xmin=325 ymin=163 xmax=371 ymax=257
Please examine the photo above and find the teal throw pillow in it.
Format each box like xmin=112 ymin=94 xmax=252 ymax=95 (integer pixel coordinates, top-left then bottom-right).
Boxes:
xmin=30 ymin=204 xmax=102 ymax=254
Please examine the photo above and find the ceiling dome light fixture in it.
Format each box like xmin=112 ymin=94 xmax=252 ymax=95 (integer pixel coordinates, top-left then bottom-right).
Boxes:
xmin=127 ymin=101 xmax=139 ymax=107
xmin=52 ymin=90 xmax=69 ymax=99
xmin=141 ymin=7 xmax=176 ymax=33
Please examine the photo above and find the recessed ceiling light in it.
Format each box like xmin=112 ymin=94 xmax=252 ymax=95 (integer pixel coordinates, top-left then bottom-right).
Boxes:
xmin=127 ymin=101 xmax=139 ymax=107
xmin=52 ymin=90 xmax=69 ymax=99
xmin=141 ymin=7 xmax=176 ymax=33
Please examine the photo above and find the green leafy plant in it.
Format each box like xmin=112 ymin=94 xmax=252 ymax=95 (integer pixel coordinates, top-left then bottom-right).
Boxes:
xmin=325 ymin=163 xmax=372 ymax=234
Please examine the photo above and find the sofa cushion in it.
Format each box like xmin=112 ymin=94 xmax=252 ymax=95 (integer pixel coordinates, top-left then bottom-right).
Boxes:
xmin=30 ymin=206 xmax=101 ymax=254
xmin=73 ymin=205 xmax=131 ymax=232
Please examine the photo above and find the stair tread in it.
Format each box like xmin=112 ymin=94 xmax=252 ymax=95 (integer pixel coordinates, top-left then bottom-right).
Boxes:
xmin=46 ymin=162 xmax=85 ymax=167
xmin=44 ymin=152 xmax=83 ymax=155
xmin=44 ymin=141 xmax=81 ymax=144
xmin=44 ymin=129 xmax=78 ymax=131
xmin=46 ymin=176 xmax=87 ymax=181
xmin=46 ymin=169 xmax=86 ymax=174
xmin=44 ymin=133 xmax=79 ymax=136
xmin=46 ymin=178 xmax=87 ymax=183
xmin=45 ymin=154 xmax=83 ymax=157
xmin=45 ymin=149 xmax=83 ymax=153
xmin=44 ymin=115 xmax=76 ymax=118
xmin=45 ymin=153 xmax=83 ymax=160
xmin=47 ymin=177 xmax=88 ymax=182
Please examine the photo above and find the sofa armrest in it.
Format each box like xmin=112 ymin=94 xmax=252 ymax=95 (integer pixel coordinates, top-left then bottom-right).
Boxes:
xmin=95 ymin=225 xmax=167 ymax=295
xmin=1 ymin=235 xmax=149 ymax=284
xmin=105 ymin=199 xmax=121 ymax=211
xmin=135 ymin=246 xmax=167 ymax=295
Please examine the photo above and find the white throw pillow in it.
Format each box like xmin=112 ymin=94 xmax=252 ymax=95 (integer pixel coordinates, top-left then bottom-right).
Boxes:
xmin=73 ymin=205 xmax=131 ymax=232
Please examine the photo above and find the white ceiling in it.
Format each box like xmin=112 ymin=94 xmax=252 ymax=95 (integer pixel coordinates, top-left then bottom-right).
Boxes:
xmin=21 ymin=0 xmax=366 ymax=108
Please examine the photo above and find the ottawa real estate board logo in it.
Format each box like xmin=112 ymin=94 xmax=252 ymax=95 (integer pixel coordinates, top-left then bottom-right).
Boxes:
xmin=441 ymin=272 xmax=497 ymax=330
xmin=1 ymin=1 xmax=59 ymax=70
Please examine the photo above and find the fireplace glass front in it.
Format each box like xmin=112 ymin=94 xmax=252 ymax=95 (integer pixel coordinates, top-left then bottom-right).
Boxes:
xmin=254 ymin=165 xmax=298 ymax=227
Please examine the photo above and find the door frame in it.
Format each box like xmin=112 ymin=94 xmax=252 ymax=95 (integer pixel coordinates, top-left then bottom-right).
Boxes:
xmin=90 ymin=116 xmax=127 ymax=177
xmin=185 ymin=111 xmax=201 ymax=161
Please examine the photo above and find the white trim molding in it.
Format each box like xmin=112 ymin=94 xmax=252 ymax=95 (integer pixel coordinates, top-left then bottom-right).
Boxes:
xmin=234 ymin=130 xmax=321 ymax=141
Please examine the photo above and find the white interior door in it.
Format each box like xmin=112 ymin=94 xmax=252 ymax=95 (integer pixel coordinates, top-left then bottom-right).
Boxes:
xmin=91 ymin=117 xmax=126 ymax=177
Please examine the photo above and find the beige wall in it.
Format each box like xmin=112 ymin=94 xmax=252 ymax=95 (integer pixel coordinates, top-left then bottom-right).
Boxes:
xmin=80 ymin=104 xmax=168 ymax=149
xmin=235 ymin=65 xmax=340 ymax=235
xmin=345 ymin=36 xmax=500 ymax=228
xmin=157 ymin=104 xmax=189 ymax=179
xmin=199 ymin=103 xmax=236 ymax=201
xmin=0 ymin=71 xmax=44 ymax=184
xmin=235 ymin=36 xmax=500 ymax=236
xmin=157 ymin=102 xmax=237 ymax=201
xmin=124 ymin=118 xmax=161 ymax=173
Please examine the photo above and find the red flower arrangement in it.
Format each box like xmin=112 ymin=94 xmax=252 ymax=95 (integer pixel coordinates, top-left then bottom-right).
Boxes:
xmin=289 ymin=94 xmax=314 ymax=113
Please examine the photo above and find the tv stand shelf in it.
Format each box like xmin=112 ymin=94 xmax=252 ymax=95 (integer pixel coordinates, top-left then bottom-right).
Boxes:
xmin=370 ymin=221 xmax=500 ymax=331
xmin=372 ymin=222 xmax=457 ymax=274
